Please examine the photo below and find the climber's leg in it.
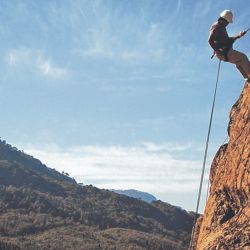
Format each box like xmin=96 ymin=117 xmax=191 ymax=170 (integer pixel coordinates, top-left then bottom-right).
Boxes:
xmin=227 ymin=49 xmax=250 ymax=80
xmin=236 ymin=65 xmax=248 ymax=79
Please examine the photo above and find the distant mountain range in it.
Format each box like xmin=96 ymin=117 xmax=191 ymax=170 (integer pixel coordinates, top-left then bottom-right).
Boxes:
xmin=111 ymin=189 xmax=157 ymax=203
xmin=0 ymin=139 xmax=195 ymax=249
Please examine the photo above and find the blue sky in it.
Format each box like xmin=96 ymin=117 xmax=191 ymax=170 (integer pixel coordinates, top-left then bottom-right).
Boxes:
xmin=1 ymin=0 xmax=249 ymax=211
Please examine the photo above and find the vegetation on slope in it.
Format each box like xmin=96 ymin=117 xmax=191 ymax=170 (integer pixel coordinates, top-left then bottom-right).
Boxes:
xmin=0 ymin=139 xmax=194 ymax=249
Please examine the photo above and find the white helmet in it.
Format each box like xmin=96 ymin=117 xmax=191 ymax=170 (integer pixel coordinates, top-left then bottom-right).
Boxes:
xmin=220 ymin=10 xmax=233 ymax=23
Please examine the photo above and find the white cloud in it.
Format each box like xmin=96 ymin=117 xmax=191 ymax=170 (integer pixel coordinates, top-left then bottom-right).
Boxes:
xmin=21 ymin=142 xmax=207 ymax=198
xmin=72 ymin=9 xmax=168 ymax=64
xmin=142 ymin=142 xmax=193 ymax=152
xmin=5 ymin=49 xmax=69 ymax=80
xmin=6 ymin=48 xmax=32 ymax=67
xmin=8 ymin=53 xmax=17 ymax=67
xmin=37 ymin=57 xmax=68 ymax=79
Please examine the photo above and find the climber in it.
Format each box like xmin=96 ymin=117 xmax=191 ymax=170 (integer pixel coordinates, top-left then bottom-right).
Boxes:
xmin=208 ymin=10 xmax=250 ymax=82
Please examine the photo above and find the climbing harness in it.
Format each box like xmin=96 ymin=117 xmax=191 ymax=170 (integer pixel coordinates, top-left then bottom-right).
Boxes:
xmin=189 ymin=60 xmax=222 ymax=249
xmin=211 ymin=28 xmax=250 ymax=59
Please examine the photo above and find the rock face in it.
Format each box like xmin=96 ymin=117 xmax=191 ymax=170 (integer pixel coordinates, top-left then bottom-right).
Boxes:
xmin=191 ymin=82 xmax=250 ymax=249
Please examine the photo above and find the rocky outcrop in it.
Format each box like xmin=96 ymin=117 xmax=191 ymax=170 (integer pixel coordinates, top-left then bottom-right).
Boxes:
xmin=191 ymin=82 xmax=250 ymax=249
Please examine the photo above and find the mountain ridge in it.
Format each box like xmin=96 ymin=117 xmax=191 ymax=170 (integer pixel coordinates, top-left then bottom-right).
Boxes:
xmin=0 ymin=138 xmax=194 ymax=249
xmin=111 ymin=189 xmax=157 ymax=203
xmin=0 ymin=139 xmax=75 ymax=184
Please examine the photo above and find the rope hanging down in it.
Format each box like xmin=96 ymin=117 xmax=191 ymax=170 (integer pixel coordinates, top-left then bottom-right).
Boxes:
xmin=189 ymin=60 xmax=222 ymax=249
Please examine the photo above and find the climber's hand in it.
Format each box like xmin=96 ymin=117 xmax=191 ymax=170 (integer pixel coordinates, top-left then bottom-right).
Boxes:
xmin=239 ymin=31 xmax=247 ymax=37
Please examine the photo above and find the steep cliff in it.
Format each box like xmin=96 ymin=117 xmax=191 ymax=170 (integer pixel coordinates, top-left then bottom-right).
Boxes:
xmin=192 ymin=82 xmax=250 ymax=249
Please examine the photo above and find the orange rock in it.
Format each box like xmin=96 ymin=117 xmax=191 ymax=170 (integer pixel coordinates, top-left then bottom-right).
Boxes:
xmin=190 ymin=82 xmax=250 ymax=250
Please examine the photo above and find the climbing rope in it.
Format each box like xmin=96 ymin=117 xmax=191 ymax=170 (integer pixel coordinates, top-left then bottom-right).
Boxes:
xmin=189 ymin=60 xmax=222 ymax=249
